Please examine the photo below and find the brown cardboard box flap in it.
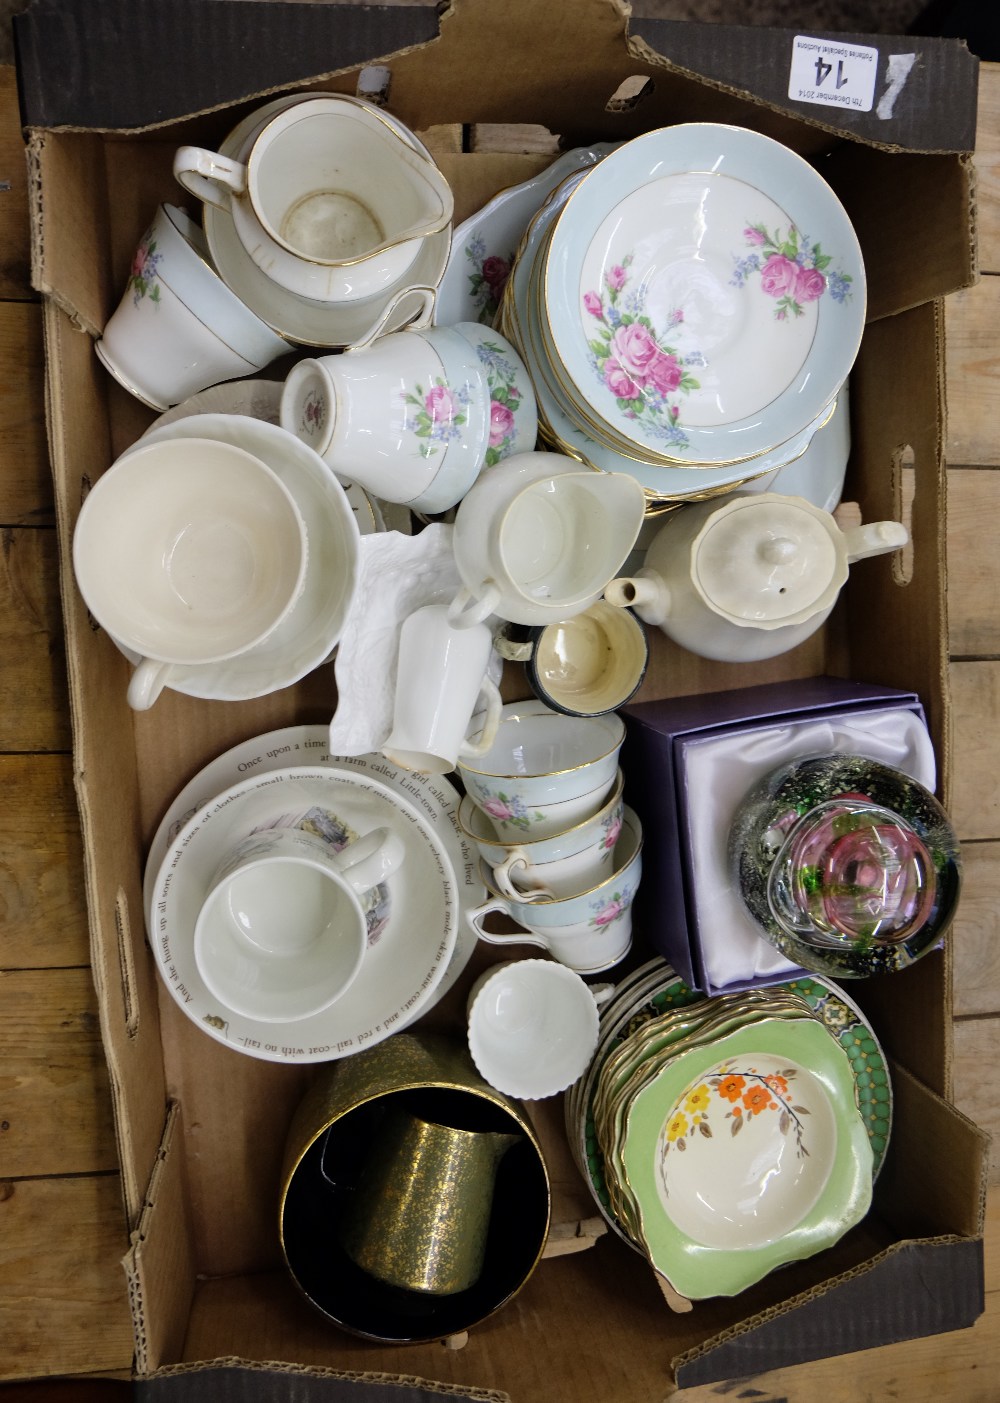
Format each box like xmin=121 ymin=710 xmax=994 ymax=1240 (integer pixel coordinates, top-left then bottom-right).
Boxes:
xmin=137 ymin=1360 xmax=511 ymax=1402
xmin=14 ymin=0 xmax=978 ymax=154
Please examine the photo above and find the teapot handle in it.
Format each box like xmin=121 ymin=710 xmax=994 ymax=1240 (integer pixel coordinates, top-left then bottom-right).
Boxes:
xmin=843 ymin=520 xmax=909 ymax=563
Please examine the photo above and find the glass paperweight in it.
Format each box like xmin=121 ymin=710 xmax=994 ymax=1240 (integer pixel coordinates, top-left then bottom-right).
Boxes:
xmin=728 ymin=755 xmax=962 ymax=978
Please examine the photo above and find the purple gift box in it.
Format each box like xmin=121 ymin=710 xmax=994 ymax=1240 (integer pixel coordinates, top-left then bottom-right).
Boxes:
xmin=620 ymin=677 xmax=929 ymax=995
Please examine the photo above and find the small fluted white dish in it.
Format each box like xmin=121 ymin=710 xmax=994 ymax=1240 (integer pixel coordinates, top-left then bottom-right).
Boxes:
xmin=125 ymin=413 xmax=360 ymax=700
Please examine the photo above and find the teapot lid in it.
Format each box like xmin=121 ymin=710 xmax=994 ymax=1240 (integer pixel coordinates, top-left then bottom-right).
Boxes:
xmin=692 ymin=494 xmax=847 ymax=628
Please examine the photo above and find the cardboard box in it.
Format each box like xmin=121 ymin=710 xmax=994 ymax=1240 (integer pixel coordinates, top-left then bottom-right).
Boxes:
xmin=621 ymin=678 xmax=930 ymax=994
xmin=16 ymin=0 xmax=992 ymax=1393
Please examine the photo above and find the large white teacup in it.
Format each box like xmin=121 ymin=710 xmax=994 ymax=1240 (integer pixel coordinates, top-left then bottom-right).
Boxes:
xmin=72 ymin=438 xmax=308 ymax=710
xmin=448 ymin=451 xmax=646 ymax=628
xmin=174 ymin=95 xmax=453 ymax=304
xmin=193 ymin=824 xmax=405 ymax=1023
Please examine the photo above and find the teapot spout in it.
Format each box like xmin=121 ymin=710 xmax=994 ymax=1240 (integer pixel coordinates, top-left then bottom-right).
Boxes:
xmin=844 ymin=519 xmax=909 ymax=563
xmin=605 ymin=569 xmax=671 ymax=626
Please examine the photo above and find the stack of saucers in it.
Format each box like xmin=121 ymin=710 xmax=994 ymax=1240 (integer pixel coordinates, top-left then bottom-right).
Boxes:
xmin=565 ymin=959 xmax=893 ymax=1300
xmin=499 ymin=122 xmax=865 ymax=508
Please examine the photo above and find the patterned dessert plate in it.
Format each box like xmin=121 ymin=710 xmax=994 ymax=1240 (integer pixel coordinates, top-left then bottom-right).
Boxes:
xmin=542 ymin=123 xmax=865 ymax=464
xmin=620 ymin=1016 xmax=873 ymax=1297
xmin=146 ymin=766 xmax=460 ymax=1062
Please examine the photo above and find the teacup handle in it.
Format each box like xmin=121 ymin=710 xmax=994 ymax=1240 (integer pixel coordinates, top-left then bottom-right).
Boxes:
xmin=465 ymin=898 xmax=549 ymax=951
xmin=458 ymin=677 xmax=502 ymax=759
xmin=448 ymin=584 xmax=501 ymax=630
xmin=334 ymin=826 xmax=406 ymax=896
xmin=127 ymin=657 xmax=173 ymax=712
xmin=493 ymin=626 xmax=533 ymax=663
xmin=491 ymin=849 xmax=556 ymax=903
xmin=347 ymin=285 xmax=437 ymax=353
xmin=173 ymin=145 xmax=247 ymax=212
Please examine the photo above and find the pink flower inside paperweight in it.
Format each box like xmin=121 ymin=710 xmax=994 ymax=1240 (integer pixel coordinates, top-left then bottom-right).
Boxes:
xmin=728 ymin=755 xmax=962 ymax=978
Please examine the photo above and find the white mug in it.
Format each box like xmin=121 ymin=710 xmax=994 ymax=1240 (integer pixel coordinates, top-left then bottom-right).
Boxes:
xmin=71 ymin=437 xmax=308 ymax=711
xmin=193 ymin=824 xmax=405 ymax=1023
xmin=466 ymin=959 xmax=614 ymax=1099
xmin=174 ymin=95 xmax=453 ymax=304
xmin=382 ymin=604 xmax=502 ymax=774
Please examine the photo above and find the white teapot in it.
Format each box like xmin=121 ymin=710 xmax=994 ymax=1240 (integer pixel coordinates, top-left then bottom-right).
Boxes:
xmin=604 ymin=492 xmax=908 ymax=663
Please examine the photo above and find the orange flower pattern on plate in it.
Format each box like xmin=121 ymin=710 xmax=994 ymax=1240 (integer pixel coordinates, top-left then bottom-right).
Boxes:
xmin=658 ymin=1058 xmax=811 ymax=1184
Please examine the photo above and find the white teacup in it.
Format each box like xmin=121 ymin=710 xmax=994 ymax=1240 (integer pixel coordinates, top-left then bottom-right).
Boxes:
xmin=448 ymin=452 xmax=646 ymax=628
xmin=193 ymin=824 xmax=405 ymax=1023
xmin=457 ymin=701 xmax=624 ymax=839
xmin=466 ymin=959 xmax=613 ymax=1100
xmin=382 ymin=603 xmax=502 ymax=775
xmin=96 ymin=204 xmax=289 ymax=410
xmin=174 ymin=95 xmax=453 ymax=304
xmin=467 ymin=808 xmax=643 ymax=974
xmin=457 ymin=771 xmax=625 ymax=899
xmin=72 ymin=438 xmax=308 ymax=710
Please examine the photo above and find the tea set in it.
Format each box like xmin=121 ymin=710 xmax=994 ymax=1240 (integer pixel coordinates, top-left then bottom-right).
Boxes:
xmin=76 ymin=92 xmax=962 ymax=1327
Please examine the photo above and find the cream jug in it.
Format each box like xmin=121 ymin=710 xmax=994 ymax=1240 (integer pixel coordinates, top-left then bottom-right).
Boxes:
xmin=604 ymin=493 xmax=908 ymax=662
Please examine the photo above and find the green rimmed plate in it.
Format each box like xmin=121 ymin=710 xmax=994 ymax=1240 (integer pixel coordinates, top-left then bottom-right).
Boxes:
xmin=570 ymin=968 xmax=893 ymax=1249
xmin=621 ymin=1017 xmax=873 ymax=1298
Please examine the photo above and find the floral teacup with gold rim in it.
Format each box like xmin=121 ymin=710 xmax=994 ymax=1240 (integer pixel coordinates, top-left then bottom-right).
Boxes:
xmin=457 ymin=700 xmax=624 ymax=840
xmin=280 ymin=321 xmax=534 ymax=514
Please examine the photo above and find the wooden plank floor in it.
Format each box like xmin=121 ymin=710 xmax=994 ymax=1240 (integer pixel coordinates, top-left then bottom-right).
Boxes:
xmin=1 ymin=58 xmax=998 ymax=1401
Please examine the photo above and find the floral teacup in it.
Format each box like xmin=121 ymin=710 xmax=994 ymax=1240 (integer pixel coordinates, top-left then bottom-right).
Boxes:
xmin=457 ymin=770 xmax=624 ymax=899
xmin=97 ymin=203 xmax=288 ymax=410
xmin=280 ymin=321 xmax=533 ymax=514
xmin=467 ymin=808 xmax=642 ymax=975
xmin=457 ymin=701 xmax=624 ymax=840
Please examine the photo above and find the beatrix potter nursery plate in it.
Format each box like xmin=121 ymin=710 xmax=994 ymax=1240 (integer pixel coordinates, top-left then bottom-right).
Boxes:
xmin=543 ymin=123 xmax=865 ymax=465
xmin=142 ymin=727 xmax=483 ymax=1010
xmin=147 ymin=766 xmax=459 ymax=1062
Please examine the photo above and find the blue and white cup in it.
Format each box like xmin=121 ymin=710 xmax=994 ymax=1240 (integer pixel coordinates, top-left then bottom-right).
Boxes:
xmin=457 ymin=770 xmax=624 ymax=899
xmin=466 ymin=808 xmax=642 ymax=974
xmin=457 ymin=700 xmax=624 ymax=841
xmin=97 ymin=204 xmax=288 ymax=410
